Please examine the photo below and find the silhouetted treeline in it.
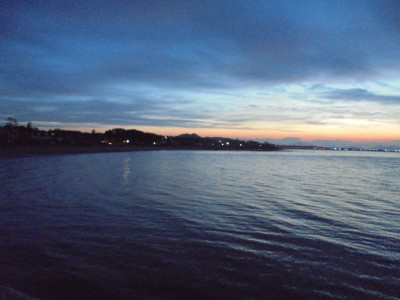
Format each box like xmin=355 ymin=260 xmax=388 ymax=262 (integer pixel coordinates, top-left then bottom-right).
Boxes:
xmin=0 ymin=119 xmax=278 ymax=151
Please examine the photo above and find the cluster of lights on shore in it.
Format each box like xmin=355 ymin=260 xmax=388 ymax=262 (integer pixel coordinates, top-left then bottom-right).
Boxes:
xmin=102 ymin=137 xmax=399 ymax=152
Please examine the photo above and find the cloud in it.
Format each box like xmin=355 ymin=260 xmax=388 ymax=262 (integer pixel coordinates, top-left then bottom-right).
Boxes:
xmin=0 ymin=95 xmax=223 ymax=129
xmin=2 ymin=1 xmax=400 ymax=95
xmin=319 ymin=88 xmax=400 ymax=104
xmin=1 ymin=0 xmax=400 ymax=137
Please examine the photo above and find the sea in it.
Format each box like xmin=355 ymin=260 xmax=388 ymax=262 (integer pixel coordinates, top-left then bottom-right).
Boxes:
xmin=0 ymin=150 xmax=399 ymax=299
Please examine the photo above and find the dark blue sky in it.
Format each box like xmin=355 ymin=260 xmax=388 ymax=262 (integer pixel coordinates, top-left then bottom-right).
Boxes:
xmin=1 ymin=0 xmax=400 ymax=140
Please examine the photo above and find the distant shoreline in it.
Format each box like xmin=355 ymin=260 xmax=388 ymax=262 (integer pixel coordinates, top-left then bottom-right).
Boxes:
xmin=0 ymin=145 xmax=175 ymax=158
xmin=0 ymin=145 xmax=279 ymax=158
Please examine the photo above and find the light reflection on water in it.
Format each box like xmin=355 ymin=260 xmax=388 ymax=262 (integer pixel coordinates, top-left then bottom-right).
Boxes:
xmin=0 ymin=150 xmax=399 ymax=299
xmin=123 ymin=157 xmax=131 ymax=182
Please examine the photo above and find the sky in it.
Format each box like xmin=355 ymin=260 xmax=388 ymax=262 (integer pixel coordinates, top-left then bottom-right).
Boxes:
xmin=1 ymin=0 xmax=400 ymax=143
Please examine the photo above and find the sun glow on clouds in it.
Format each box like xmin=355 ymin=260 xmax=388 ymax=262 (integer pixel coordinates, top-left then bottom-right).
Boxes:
xmin=1 ymin=0 xmax=400 ymax=143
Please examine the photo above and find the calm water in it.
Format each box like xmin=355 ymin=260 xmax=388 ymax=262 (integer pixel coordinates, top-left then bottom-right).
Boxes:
xmin=0 ymin=150 xmax=399 ymax=299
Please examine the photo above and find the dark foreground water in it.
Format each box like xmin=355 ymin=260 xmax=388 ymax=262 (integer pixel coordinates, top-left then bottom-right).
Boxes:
xmin=1 ymin=150 xmax=399 ymax=299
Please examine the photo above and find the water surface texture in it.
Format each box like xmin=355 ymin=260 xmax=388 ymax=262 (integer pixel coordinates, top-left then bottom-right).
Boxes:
xmin=1 ymin=150 xmax=399 ymax=299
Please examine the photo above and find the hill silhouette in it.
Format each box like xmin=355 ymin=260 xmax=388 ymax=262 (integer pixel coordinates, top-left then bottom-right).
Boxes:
xmin=0 ymin=119 xmax=279 ymax=154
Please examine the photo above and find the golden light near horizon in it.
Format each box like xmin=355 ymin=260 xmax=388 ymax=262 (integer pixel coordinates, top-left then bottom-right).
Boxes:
xmin=1 ymin=1 xmax=400 ymax=147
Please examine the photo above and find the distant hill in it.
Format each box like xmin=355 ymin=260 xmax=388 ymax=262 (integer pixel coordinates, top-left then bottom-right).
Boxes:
xmin=0 ymin=120 xmax=279 ymax=151
xmin=176 ymin=133 xmax=201 ymax=139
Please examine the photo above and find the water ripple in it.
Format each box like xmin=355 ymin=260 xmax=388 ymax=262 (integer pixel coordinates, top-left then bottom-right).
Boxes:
xmin=1 ymin=150 xmax=399 ymax=299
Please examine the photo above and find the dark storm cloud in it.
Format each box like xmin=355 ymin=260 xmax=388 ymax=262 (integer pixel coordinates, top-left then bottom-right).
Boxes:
xmin=1 ymin=0 xmax=400 ymax=128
